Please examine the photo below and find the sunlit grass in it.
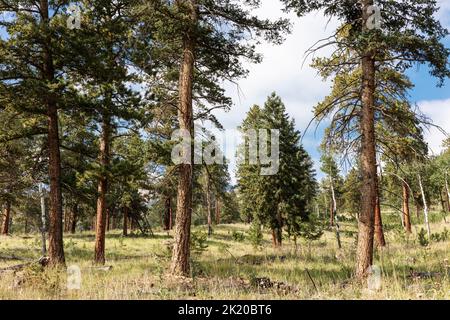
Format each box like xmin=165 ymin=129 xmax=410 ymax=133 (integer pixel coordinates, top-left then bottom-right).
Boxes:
xmin=0 ymin=211 xmax=448 ymax=300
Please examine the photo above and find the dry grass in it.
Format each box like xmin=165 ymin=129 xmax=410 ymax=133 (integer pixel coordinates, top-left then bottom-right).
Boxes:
xmin=0 ymin=212 xmax=449 ymax=300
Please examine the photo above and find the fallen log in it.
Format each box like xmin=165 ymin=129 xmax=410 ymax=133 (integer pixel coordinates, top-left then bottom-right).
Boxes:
xmin=0 ymin=257 xmax=49 ymax=274
xmin=0 ymin=254 xmax=33 ymax=262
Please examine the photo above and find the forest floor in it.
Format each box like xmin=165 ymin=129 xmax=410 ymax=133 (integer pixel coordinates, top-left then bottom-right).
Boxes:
xmin=0 ymin=211 xmax=449 ymax=300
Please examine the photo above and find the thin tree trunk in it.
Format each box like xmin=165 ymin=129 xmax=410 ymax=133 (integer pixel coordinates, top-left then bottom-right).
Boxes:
xmin=39 ymin=183 xmax=47 ymax=255
xmin=356 ymin=0 xmax=377 ymax=279
xmin=94 ymin=114 xmax=111 ymax=265
xmin=330 ymin=177 xmax=342 ymax=249
xmin=1 ymin=201 xmax=11 ymax=235
xmin=70 ymin=204 xmax=78 ymax=234
xmin=170 ymin=0 xmax=197 ymax=277
xmin=215 ymin=199 xmax=220 ymax=225
xmin=403 ymin=182 xmax=412 ymax=233
xmin=329 ymin=199 xmax=334 ymax=227
xmin=205 ymin=174 xmax=212 ymax=237
xmin=40 ymin=0 xmax=65 ymax=267
xmin=106 ymin=209 xmax=110 ymax=232
xmin=272 ymin=229 xmax=278 ymax=247
xmin=123 ymin=206 xmax=128 ymax=237
xmin=374 ymin=177 xmax=386 ymax=247
xmin=164 ymin=197 xmax=172 ymax=231
xmin=418 ymin=174 xmax=431 ymax=239
xmin=445 ymin=171 xmax=450 ymax=212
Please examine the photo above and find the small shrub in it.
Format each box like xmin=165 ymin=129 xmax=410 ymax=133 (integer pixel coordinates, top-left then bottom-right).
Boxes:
xmin=231 ymin=231 xmax=245 ymax=242
xmin=430 ymin=228 xmax=449 ymax=243
xmin=247 ymin=222 xmax=263 ymax=249
xmin=191 ymin=231 xmax=208 ymax=254
xmin=417 ymin=228 xmax=429 ymax=247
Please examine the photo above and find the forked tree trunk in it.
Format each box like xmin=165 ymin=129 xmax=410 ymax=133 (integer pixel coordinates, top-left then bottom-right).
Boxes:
xmin=418 ymin=174 xmax=431 ymax=239
xmin=94 ymin=114 xmax=111 ymax=265
xmin=123 ymin=206 xmax=128 ymax=236
xmin=1 ymin=201 xmax=11 ymax=235
xmin=374 ymin=177 xmax=386 ymax=247
xmin=272 ymin=229 xmax=278 ymax=247
xmin=402 ymin=182 xmax=412 ymax=233
xmin=41 ymin=0 xmax=65 ymax=267
xmin=356 ymin=0 xmax=377 ymax=279
xmin=170 ymin=0 xmax=197 ymax=277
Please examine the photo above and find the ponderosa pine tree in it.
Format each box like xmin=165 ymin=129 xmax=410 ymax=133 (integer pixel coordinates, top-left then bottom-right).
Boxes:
xmin=139 ymin=0 xmax=290 ymax=276
xmin=0 ymin=0 xmax=83 ymax=265
xmin=282 ymin=0 xmax=450 ymax=278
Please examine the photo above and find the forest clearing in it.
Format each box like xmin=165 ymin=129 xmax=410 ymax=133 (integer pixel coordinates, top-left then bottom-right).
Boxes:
xmin=1 ymin=0 xmax=450 ymax=303
xmin=1 ymin=211 xmax=448 ymax=300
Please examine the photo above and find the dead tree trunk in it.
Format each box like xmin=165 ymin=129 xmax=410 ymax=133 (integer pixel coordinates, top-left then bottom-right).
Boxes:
xmin=356 ymin=0 xmax=377 ymax=279
xmin=94 ymin=114 xmax=111 ymax=265
xmin=1 ymin=201 xmax=11 ymax=235
xmin=374 ymin=177 xmax=386 ymax=247
xmin=41 ymin=0 xmax=65 ymax=267
xmin=418 ymin=174 xmax=431 ymax=239
xmin=170 ymin=0 xmax=197 ymax=277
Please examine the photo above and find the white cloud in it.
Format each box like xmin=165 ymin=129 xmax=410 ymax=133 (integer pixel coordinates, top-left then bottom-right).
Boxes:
xmin=213 ymin=1 xmax=450 ymax=183
xmin=418 ymin=98 xmax=450 ymax=155
xmin=212 ymin=2 xmax=338 ymax=182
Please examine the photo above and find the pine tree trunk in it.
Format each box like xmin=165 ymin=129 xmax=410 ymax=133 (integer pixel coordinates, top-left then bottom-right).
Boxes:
xmin=106 ymin=209 xmax=110 ymax=232
xmin=39 ymin=183 xmax=47 ymax=255
xmin=94 ymin=115 xmax=111 ymax=265
xmin=41 ymin=0 xmax=65 ymax=266
xmin=329 ymin=199 xmax=334 ymax=227
xmin=272 ymin=229 xmax=278 ymax=247
xmin=164 ymin=197 xmax=172 ymax=230
xmin=205 ymin=175 xmax=212 ymax=237
xmin=70 ymin=204 xmax=78 ymax=234
xmin=123 ymin=206 xmax=128 ymax=236
xmin=64 ymin=208 xmax=69 ymax=232
xmin=402 ymin=182 xmax=412 ymax=233
xmin=215 ymin=199 xmax=220 ymax=225
xmin=356 ymin=0 xmax=377 ymax=279
xmin=374 ymin=179 xmax=386 ymax=247
xmin=445 ymin=171 xmax=450 ymax=212
xmin=170 ymin=0 xmax=197 ymax=277
xmin=330 ymin=178 xmax=342 ymax=249
xmin=1 ymin=201 xmax=11 ymax=235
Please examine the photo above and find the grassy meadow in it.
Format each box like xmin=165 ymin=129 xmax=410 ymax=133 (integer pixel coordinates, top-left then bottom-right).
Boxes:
xmin=0 ymin=210 xmax=449 ymax=300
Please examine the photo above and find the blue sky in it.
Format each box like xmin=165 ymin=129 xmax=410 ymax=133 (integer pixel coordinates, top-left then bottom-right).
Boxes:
xmin=212 ymin=1 xmax=450 ymax=183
